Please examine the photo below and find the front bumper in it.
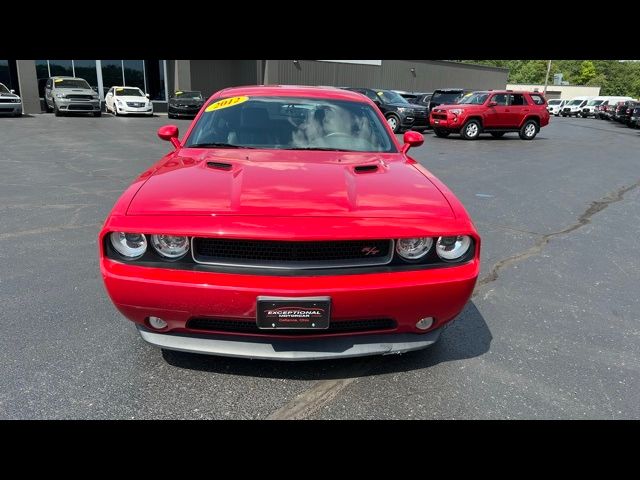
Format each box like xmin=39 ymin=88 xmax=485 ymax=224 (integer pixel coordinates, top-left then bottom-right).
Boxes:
xmin=138 ymin=325 xmax=442 ymax=360
xmin=102 ymin=255 xmax=478 ymax=359
xmin=168 ymin=105 xmax=201 ymax=117
xmin=56 ymin=98 xmax=101 ymax=112
xmin=0 ymin=102 xmax=22 ymax=114
xmin=429 ymin=114 xmax=462 ymax=131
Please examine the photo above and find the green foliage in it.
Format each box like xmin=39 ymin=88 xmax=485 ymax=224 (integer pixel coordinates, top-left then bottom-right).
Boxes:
xmin=458 ymin=60 xmax=639 ymax=98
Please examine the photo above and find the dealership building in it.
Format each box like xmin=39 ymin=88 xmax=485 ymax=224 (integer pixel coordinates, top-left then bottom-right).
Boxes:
xmin=1 ymin=60 xmax=509 ymax=114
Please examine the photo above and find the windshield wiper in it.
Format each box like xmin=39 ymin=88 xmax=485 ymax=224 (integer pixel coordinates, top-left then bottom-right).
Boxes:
xmin=187 ymin=142 xmax=255 ymax=149
xmin=286 ymin=147 xmax=358 ymax=152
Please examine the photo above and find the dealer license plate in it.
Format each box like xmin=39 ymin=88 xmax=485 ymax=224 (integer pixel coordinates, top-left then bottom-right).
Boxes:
xmin=256 ymin=296 xmax=331 ymax=330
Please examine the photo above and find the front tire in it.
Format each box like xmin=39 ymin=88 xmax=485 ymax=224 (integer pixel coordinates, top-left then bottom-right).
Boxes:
xmin=386 ymin=114 xmax=401 ymax=134
xmin=434 ymin=128 xmax=450 ymax=138
xmin=53 ymin=101 xmax=62 ymax=117
xmin=519 ymin=119 xmax=538 ymax=140
xmin=461 ymin=119 xmax=481 ymax=140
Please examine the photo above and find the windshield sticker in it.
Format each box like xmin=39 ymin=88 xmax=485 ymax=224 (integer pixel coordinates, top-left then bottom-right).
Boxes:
xmin=175 ymin=91 xmax=183 ymax=95
xmin=377 ymin=91 xmax=384 ymax=96
xmin=205 ymin=96 xmax=249 ymax=112
xmin=116 ymin=87 xmax=124 ymax=92
xmin=55 ymin=79 xmax=63 ymax=83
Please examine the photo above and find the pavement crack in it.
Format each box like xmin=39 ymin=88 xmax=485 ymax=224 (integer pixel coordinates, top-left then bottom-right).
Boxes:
xmin=475 ymin=179 xmax=640 ymax=292
xmin=266 ymin=360 xmax=378 ymax=420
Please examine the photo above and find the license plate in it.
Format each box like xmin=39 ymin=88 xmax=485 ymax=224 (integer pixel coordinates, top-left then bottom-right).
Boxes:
xmin=256 ymin=296 xmax=331 ymax=330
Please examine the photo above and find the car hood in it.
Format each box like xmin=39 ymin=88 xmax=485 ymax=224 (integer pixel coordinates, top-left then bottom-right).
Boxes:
xmin=433 ymin=104 xmax=481 ymax=111
xmin=0 ymin=92 xmax=19 ymax=99
xmin=116 ymin=95 xmax=150 ymax=102
xmin=170 ymin=98 xmax=203 ymax=105
xmin=58 ymin=88 xmax=95 ymax=96
xmin=127 ymin=149 xmax=454 ymax=219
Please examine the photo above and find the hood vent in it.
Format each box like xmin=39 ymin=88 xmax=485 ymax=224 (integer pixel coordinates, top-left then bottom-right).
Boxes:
xmin=207 ymin=161 xmax=233 ymax=171
xmin=354 ymin=164 xmax=379 ymax=174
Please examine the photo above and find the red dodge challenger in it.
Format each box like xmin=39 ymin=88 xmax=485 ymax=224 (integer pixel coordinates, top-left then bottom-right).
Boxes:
xmin=99 ymin=85 xmax=480 ymax=360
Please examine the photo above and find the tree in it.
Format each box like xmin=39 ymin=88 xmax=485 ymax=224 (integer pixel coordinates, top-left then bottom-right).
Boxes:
xmin=578 ymin=61 xmax=597 ymax=85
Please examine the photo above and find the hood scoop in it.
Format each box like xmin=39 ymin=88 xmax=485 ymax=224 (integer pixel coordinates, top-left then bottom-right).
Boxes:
xmin=354 ymin=164 xmax=379 ymax=174
xmin=207 ymin=161 xmax=233 ymax=171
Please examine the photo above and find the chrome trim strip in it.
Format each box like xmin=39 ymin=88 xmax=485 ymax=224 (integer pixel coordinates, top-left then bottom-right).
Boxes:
xmin=190 ymin=238 xmax=395 ymax=270
xmin=138 ymin=325 xmax=441 ymax=361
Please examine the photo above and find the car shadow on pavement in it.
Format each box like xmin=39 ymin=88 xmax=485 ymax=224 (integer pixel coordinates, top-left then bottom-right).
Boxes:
xmin=160 ymin=301 xmax=492 ymax=380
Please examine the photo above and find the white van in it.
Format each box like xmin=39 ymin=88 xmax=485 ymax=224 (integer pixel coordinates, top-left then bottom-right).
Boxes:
xmin=547 ymin=98 xmax=569 ymax=116
xmin=581 ymin=96 xmax=634 ymax=118
xmin=561 ymin=96 xmax=593 ymax=117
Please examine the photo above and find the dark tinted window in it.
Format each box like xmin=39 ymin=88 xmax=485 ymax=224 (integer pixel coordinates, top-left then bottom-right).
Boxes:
xmin=431 ymin=91 xmax=463 ymax=104
xmin=509 ymin=94 xmax=527 ymax=106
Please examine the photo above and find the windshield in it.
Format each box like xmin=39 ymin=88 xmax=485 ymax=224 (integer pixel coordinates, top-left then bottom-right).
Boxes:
xmin=431 ymin=91 xmax=463 ymax=105
xmin=376 ymin=90 xmax=408 ymax=104
xmin=54 ymin=79 xmax=91 ymax=89
xmin=586 ymin=100 xmax=604 ymax=106
xmin=185 ymin=96 xmax=396 ymax=153
xmin=0 ymin=83 xmax=9 ymax=94
xmin=458 ymin=93 xmax=489 ymax=105
xmin=568 ymin=99 xmax=584 ymax=105
xmin=548 ymin=100 xmax=561 ymax=105
xmin=173 ymin=91 xmax=203 ymax=99
xmin=115 ymin=87 xmax=144 ymax=97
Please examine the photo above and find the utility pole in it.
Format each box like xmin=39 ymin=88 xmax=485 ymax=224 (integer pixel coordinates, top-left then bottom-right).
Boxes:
xmin=543 ymin=60 xmax=552 ymax=96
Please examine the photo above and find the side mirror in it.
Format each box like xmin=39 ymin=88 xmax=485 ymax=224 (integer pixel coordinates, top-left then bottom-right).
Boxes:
xmin=10 ymin=89 xmax=15 ymax=94
xmin=145 ymin=93 xmax=150 ymax=98
xmin=488 ymin=101 xmax=498 ymax=107
xmin=401 ymin=130 xmax=424 ymax=153
xmin=157 ymin=125 xmax=180 ymax=149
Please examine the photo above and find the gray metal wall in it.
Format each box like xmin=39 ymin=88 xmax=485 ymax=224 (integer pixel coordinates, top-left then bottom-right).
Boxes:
xmin=264 ymin=60 xmax=508 ymax=92
xmin=188 ymin=60 xmax=258 ymax=97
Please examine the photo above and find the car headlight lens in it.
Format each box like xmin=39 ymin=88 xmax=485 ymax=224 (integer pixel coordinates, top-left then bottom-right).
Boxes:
xmin=436 ymin=235 xmax=472 ymax=261
xmin=397 ymin=107 xmax=408 ymax=113
xmin=150 ymin=234 xmax=190 ymax=259
xmin=110 ymin=232 xmax=147 ymax=259
xmin=92 ymin=94 xmax=99 ymax=100
xmin=395 ymin=237 xmax=433 ymax=261
xmin=450 ymin=109 xmax=464 ymax=115
xmin=55 ymin=93 xmax=65 ymax=98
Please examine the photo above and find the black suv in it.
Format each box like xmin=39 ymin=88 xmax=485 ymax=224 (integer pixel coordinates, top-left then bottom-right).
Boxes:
xmin=428 ymin=88 xmax=472 ymax=113
xmin=168 ymin=90 xmax=205 ymax=119
xmin=629 ymin=105 xmax=640 ymax=128
xmin=342 ymin=87 xmax=429 ymax=133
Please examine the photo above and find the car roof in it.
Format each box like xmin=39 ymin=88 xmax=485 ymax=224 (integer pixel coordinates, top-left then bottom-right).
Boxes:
xmin=213 ymin=85 xmax=372 ymax=102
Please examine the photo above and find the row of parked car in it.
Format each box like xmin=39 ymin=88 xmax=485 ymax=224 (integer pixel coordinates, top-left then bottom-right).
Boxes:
xmin=546 ymin=95 xmax=639 ymax=127
xmin=339 ymin=87 xmax=550 ymax=140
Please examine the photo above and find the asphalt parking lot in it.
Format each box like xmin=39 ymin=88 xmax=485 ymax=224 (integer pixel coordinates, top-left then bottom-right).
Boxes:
xmin=1 ymin=112 xmax=639 ymax=419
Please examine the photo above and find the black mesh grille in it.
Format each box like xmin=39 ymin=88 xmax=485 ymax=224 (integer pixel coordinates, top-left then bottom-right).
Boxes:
xmin=187 ymin=317 xmax=396 ymax=335
xmin=66 ymin=94 xmax=93 ymax=100
xmin=68 ymin=104 xmax=93 ymax=111
xmin=192 ymin=238 xmax=392 ymax=269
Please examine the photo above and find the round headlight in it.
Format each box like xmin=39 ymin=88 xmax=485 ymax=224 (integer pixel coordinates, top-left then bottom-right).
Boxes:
xmin=436 ymin=235 xmax=472 ymax=261
xmin=150 ymin=234 xmax=189 ymax=259
xmin=110 ymin=232 xmax=147 ymax=259
xmin=395 ymin=237 xmax=433 ymax=261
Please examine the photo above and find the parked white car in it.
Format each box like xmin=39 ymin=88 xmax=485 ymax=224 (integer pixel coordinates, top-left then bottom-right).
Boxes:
xmin=105 ymin=86 xmax=153 ymax=116
xmin=560 ymin=97 xmax=593 ymax=117
xmin=547 ymin=99 xmax=568 ymax=116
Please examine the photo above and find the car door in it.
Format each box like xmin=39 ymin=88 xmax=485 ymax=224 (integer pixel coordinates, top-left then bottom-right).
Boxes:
xmin=44 ymin=78 xmax=53 ymax=106
xmin=105 ymin=88 xmax=114 ymax=111
xmin=483 ymin=93 xmax=509 ymax=128
xmin=507 ymin=93 xmax=530 ymax=126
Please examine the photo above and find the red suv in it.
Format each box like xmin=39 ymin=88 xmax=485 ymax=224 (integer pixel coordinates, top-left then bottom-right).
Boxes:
xmin=429 ymin=90 xmax=550 ymax=140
